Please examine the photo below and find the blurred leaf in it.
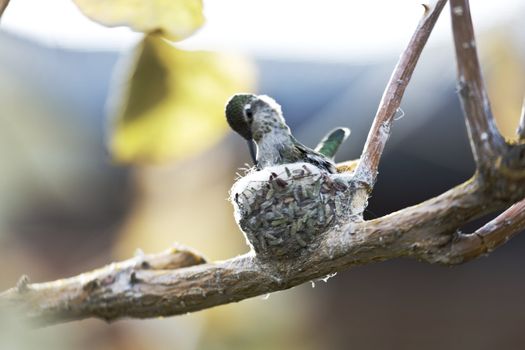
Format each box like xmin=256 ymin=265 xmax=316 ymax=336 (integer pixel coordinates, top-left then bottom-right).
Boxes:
xmin=73 ymin=0 xmax=205 ymax=41
xmin=110 ymin=34 xmax=255 ymax=163
xmin=481 ymin=31 xmax=525 ymax=140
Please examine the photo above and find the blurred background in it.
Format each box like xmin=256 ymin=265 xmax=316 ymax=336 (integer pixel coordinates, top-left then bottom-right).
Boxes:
xmin=0 ymin=0 xmax=525 ymax=349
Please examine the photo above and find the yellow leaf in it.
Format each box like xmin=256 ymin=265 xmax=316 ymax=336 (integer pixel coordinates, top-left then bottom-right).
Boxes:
xmin=110 ymin=35 xmax=256 ymax=163
xmin=73 ymin=0 xmax=205 ymax=41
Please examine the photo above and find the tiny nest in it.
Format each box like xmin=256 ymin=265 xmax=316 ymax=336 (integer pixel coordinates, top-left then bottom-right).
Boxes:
xmin=230 ymin=162 xmax=361 ymax=259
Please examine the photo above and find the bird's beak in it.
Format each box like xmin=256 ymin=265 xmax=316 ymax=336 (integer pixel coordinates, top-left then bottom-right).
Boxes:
xmin=247 ymin=139 xmax=258 ymax=166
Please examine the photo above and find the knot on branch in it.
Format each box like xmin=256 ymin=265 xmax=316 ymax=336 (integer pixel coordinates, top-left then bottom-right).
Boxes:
xmin=15 ymin=275 xmax=30 ymax=293
xmin=230 ymin=163 xmax=367 ymax=259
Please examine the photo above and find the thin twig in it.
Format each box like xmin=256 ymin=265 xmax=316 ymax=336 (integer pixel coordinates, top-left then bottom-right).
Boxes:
xmin=0 ymin=0 xmax=10 ymax=20
xmin=517 ymin=97 xmax=525 ymax=141
xmin=450 ymin=0 xmax=506 ymax=171
xmin=353 ymin=0 xmax=447 ymax=187
xmin=446 ymin=197 xmax=525 ymax=263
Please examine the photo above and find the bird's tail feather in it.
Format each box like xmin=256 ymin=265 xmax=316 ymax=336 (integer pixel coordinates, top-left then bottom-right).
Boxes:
xmin=315 ymin=127 xmax=350 ymax=159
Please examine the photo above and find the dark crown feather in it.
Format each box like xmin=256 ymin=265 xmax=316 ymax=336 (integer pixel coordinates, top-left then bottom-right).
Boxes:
xmin=225 ymin=93 xmax=257 ymax=140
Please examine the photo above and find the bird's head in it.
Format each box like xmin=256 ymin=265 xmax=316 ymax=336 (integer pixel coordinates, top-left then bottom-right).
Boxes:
xmin=225 ymin=93 xmax=257 ymax=140
xmin=225 ymin=94 xmax=287 ymax=142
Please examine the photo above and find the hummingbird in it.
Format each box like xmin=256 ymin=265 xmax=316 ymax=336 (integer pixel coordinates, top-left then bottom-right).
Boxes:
xmin=225 ymin=93 xmax=349 ymax=174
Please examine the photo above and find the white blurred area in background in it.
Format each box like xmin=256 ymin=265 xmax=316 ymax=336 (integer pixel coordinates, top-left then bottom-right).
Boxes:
xmin=2 ymin=0 xmax=524 ymax=61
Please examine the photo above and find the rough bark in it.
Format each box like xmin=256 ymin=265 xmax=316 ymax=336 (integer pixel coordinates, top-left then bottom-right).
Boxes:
xmin=354 ymin=0 xmax=447 ymax=187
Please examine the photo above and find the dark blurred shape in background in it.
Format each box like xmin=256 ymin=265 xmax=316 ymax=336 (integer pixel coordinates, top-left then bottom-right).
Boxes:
xmin=1 ymin=10 xmax=525 ymax=349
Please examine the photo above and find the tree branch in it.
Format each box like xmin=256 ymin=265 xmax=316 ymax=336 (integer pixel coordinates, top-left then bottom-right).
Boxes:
xmin=450 ymin=0 xmax=507 ymax=172
xmin=1 ymin=245 xmax=207 ymax=323
xmin=446 ymin=197 xmax=525 ymax=263
xmin=354 ymin=0 xmax=447 ymax=187
xmin=2 ymin=172 xmax=525 ymax=325
xmin=0 ymin=0 xmax=10 ymax=19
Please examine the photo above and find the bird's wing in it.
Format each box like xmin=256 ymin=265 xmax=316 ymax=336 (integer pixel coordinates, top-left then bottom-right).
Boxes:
xmin=292 ymin=137 xmax=337 ymax=174
xmin=314 ymin=127 xmax=350 ymax=159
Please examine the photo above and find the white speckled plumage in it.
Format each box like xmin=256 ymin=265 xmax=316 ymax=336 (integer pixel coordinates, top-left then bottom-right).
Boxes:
xmin=236 ymin=94 xmax=336 ymax=173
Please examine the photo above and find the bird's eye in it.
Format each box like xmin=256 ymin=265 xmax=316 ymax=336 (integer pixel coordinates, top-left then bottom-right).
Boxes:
xmin=244 ymin=105 xmax=253 ymax=121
